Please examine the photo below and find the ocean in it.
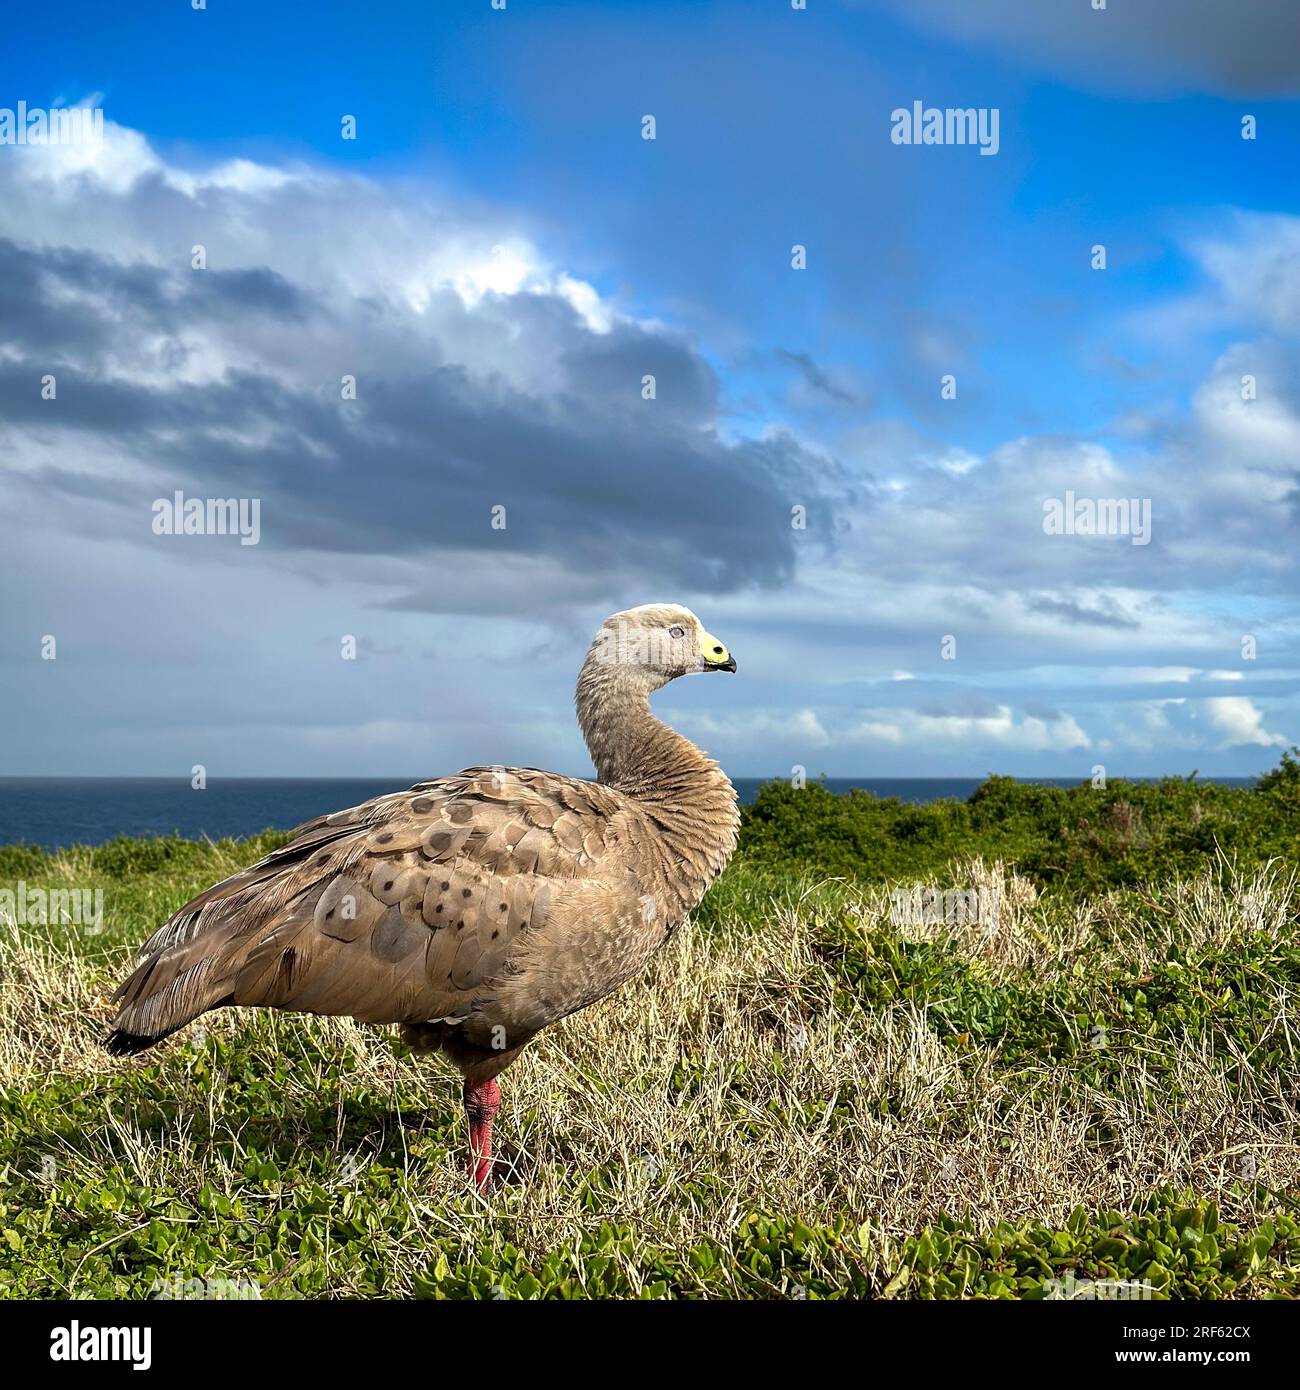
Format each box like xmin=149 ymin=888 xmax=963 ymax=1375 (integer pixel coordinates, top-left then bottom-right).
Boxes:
xmin=0 ymin=775 xmax=1258 ymax=853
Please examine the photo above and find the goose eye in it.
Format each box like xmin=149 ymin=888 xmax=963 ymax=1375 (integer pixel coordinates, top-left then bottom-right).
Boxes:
xmin=668 ymin=625 xmax=686 ymax=639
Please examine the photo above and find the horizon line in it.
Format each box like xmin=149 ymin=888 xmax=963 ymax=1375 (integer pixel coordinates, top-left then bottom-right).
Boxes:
xmin=0 ymin=772 xmax=1260 ymax=783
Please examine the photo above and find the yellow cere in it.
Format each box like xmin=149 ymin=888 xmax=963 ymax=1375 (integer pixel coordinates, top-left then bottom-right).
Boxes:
xmin=699 ymin=629 xmax=730 ymax=665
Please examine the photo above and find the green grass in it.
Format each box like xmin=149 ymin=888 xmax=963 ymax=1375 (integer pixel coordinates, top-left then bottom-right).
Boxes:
xmin=1 ymin=753 xmax=1298 ymax=1298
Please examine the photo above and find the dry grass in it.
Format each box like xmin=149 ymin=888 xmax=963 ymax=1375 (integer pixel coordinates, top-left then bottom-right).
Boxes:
xmin=847 ymin=854 xmax=1299 ymax=977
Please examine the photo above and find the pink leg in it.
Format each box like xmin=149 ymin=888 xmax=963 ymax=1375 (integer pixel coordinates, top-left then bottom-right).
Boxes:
xmin=463 ymin=1078 xmax=502 ymax=1192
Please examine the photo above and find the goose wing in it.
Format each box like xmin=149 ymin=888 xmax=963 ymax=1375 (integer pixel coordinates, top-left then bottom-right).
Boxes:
xmin=105 ymin=767 xmax=634 ymax=1051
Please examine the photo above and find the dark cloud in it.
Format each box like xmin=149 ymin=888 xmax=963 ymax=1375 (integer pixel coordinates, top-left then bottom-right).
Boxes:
xmin=0 ymin=236 xmax=831 ymax=602
xmin=774 ymin=348 xmax=867 ymax=407
xmin=1026 ymin=594 xmax=1140 ymax=630
xmin=560 ymin=315 xmax=718 ymax=420
xmin=857 ymin=0 xmax=1300 ymax=96
xmin=1284 ymin=474 xmax=1300 ymax=522
xmin=919 ymin=693 xmax=1003 ymax=719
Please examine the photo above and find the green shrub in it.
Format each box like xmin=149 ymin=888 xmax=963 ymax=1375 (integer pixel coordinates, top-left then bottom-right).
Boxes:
xmin=737 ymin=752 xmax=1300 ymax=896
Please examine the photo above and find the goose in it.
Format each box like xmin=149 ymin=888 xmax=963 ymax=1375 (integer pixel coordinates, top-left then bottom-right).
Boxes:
xmin=103 ymin=604 xmax=740 ymax=1190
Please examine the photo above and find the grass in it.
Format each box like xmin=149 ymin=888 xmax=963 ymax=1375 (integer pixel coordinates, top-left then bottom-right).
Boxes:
xmin=0 ymin=755 xmax=1298 ymax=1298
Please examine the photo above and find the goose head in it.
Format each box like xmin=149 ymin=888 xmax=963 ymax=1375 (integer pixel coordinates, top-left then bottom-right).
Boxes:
xmin=585 ymin=603 xmax=737 ymax=693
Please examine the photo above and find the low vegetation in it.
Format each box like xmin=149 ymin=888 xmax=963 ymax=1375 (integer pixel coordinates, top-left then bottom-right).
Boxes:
xmin=0 ymin=755 xmax=1297 ymax=1298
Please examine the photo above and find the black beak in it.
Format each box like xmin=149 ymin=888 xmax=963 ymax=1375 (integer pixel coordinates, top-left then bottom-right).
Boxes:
xmin=704 ymin=656 xmax=737 ymax=673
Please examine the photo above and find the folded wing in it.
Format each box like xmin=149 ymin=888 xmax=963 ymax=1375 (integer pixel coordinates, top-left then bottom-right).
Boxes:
xmin=104 ymin=768 xmax=632 ymax=1053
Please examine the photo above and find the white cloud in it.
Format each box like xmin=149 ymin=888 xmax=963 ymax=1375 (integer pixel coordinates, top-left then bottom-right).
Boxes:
xmin=679 ymin=707 xmax=831 ymax=750
xmin=1205 ymin=697 xmax=1289 ymax=749
xmin=1193 ymin=213 xmax=1300 ymax=335
xmin=0 ymin=117 xmax=621 ymax=370
xmin=1193 ymin=345 xmax=1300 ymax=481
xmin=1125 ymin=667 xmax=1199 ymax=685
xmin=930 ymin=447 xmax=981 ymax=478
xmin=10 ymin=112 xmax=161 ymax=194
xmin=852 ymin=718 xmax=904 ymax=745
xmin=848 ymin=705 xmax=1091 ymax=752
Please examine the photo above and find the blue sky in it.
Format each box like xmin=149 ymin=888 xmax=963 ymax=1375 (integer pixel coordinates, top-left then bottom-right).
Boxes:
xmin=2 ymin=0 xmax=1298 ymax=779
